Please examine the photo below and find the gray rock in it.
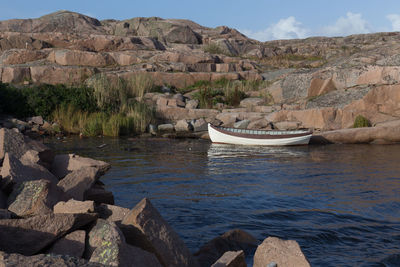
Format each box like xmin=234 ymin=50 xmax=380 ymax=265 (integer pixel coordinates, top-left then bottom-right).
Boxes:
xmin=57 ymin=167 xmax=99 ymax=201
xmin=95 ymin=204 xmax=130 ymax=223
xmin=48 ymin=230 xmax=86 ymax=258
xmin=1 ymin=153 xmax=58 ymax=193
xmin=194 ymin=229 xmax=258 ymax=267
xmin=211 ymin=250 xmax=246 ymax=267
xmin=239 ymin=98 xmax=265 ymax=108
xmin=0 ymin=213 xmax=97 ymax=255
xmin=54 ymin=199 xmax=95 ymax=214
xmin=121 ymin=198 xmax=198 ymax=267
xmin=0 ymin=251 xmax=99 ymax=267
xmin=8 ymin=179 xmax=65 ymax=217
xmin=28 ymin=116 xmax=44 ymax=125
xmin=51 ymin=154 xmax=110 ymax=180
xmin=175 ymin=119 xmax=193 ymax=132
xmin=85 ymin=187 xmax=115 ymax=205
xmin=186 ymin=99 xmax=199 ymax=109
xmin=193 ymin=118 xmax=208 ymax=132
xmin=253 ymin=237 xmax=310 ymax=267
xmin=234 ymin=120 xmax=250 ymax=129
xmin=157 ymin=123 xmax=174 ymax=133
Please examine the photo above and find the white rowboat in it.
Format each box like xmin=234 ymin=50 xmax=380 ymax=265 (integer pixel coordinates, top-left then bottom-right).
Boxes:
xmin=208 ymin=123 xmax=312 ymax=146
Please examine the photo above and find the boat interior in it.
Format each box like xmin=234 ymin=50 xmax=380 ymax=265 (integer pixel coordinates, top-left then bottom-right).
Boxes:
xmin=215 ymin=125 xmax=311 ymax=136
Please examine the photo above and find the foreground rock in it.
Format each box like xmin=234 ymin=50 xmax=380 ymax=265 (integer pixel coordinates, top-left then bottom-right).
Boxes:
xmin=53 ymin=199 xmax=95 ymax=214
xmin=48 ymin=230 xmax=86 ymax=258
xmin=121 ymin=198 xmax=198 ymax=267
xmin=87 ymin=219 xmax=161 ymax=267
xmin=253 ymin=237 xmax=310 ymax=267
xmin=0 ymin=251 xmax=99 ymax=267
xmin=0 ymin=213 xmax=97 ymax=255
xmin=51 ymin=154 xmax=110 ymax=179
xmin=95 ymin=203 xmax=130 ymax=223
xmin=211 ymin=250 xmax=246 ymax=267
xmin=194 ymin=229 xmax=258 ymax=267
xmin=57 ymin=167 xmax=99 ymax=201
xmin=7 ymin=179 xmax=66 ymax=217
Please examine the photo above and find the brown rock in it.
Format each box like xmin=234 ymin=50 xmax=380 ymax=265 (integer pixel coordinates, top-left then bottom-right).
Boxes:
xmin=87 ymin=219 xmax=161 ymax=267
xmin=51 ymin=154 xmax=110 ymax=180
xmin=175 ymin=120 xmax=193 ymax=132
xmin=216 ymin=112 xmax=238 ymax=127
xmin=57 ymin=167 xmax=99 ymax=201
xmin=121 ymin=198 xmax=198 ymax=267
xmin=239 ymin=98 xmax=265 ymax=109
xmin=95 ymin=204 xmax=130 ymax=223
xmin=186 ymin=99 xmax=199 ymax=109
xmin=0 ymin=49 xmax=48 ymax=65
xmin=1 ymin=66 xmax=31 ymax=84
xmin=48 ymin=49 xmax=115 ymax=67
xmin=7 ymin=179 xmax=65 ymax=217
xmin=308 ymin=77 xmax=337 ymax=98
xmin=48 ymin=230 xmax=86 ymax=258
xmin=253 ymin=237 xmax=310 ymax=267
xmin=0 ymin=251 xmax=98 ymax=267
xmin=30 ymin=65 xmax=95 ymax=85
xmin=0 ymin=213 xmax=97 ymax=255
xmin=273 ymin=121 xmax=301 ymax=130
xmin=54 ymin=199 xmax=95 ymax=214
xmin=211 ymin=250 xmax=246 ymax=267
xmin=1 ymin=153 xmax=58 ymax=193
xmin=188 ymin=109 xmax=220 ymax=121
xmin=194 ymin=229 xmax=258 ymax=267
xmin=248 ymin=118 xmax=272 ymax=130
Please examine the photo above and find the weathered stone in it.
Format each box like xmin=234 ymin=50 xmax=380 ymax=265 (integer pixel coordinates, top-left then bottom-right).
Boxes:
xmin=28 ymin=116 xmax=44 ymax=125
xmin=175 ymin=120 xmax=193 ymax=132
xmin=216 ymin=113 xmax=238 ymax=127
xmin=1 ymin=153 xmax=58 ymax=193
xmin=194 ymin=229 xmax=258 ymax=267
xmin=0 ymin=49 xmax=48 ymax=65
xmin=240 ymin=98 xmax=265 ymax=109
xmin=248 ymin=118 xmax=272 ymax=130
xmin=121 ymin=198 xmax=198 ymax=267
xmin=211 ymin=250 xmax=246 ymax=267
xmin=48 ymin=230 xmax=86 ymax=258
xmin=234 ymin=120 xmax=250 ymax=129
xmin=157 ymin=123 xmax=174 ymax=133
xmin=0 ymin=213 xmax=97 ymax=255
xmin=1 ymin=67 xmax=31 ymax=84
xmin=30 ymin=65 xmax=95 ymax=85
xmin=0 ymin=251 xmax=99 ymax=267
xmin=186 ymin=99 xmax=199 ymax=109
xmin=49 ymin=49 xmax=115 ymax=67
xmin=95 ymin=204 xmax=130 ymax=223
xmin=253 ymin=237 xmax=310 ymax=267
xmin=51 ymin=154 xmax=110 ymax=180
xmin=54 ymin=199 xmax=95 ymax=214
xmin=193 ymin=118 xmax=208 ymax=132
xmin=188 ymin=109 xmax=220 ymax=121
xmin=57 ymin=167 xmax=99 ymax=201
xmin=87 ymin=219 xmax=161 ymax=267
xmin=85 ymin=187 xmax=115 ymax=205
xmin=273 ymin=121 xmax=301 ymax=130
xmin=8 ymin=179 xmax=65 ymax=217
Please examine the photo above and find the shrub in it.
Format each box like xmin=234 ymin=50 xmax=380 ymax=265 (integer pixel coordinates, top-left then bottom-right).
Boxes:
xmin=353 ymin=115 xmax=371 ymax=128
xmin=0 ymin=83 xmax=32 ymax=117
xmin=203 ymin=43 xmax=224 ymax=54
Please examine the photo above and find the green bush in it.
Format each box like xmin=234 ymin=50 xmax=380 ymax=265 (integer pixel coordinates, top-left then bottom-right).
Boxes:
xmin=353 ymin=115 xmax=371 ymax=128
xmin=0 ymin=83 xmax=32 ymax=117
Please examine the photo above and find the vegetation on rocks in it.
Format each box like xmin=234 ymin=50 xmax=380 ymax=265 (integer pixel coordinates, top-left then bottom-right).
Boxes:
xmin=353 ymin=115 xmax=371 ymax=128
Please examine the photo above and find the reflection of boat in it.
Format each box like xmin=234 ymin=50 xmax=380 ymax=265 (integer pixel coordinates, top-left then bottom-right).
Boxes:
xmin=208 ymin=124 xmax=312 ymax=146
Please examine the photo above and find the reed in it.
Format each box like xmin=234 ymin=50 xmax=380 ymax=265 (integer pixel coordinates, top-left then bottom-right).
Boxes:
xmin=127 ymin=102 xmax=155 ymax=133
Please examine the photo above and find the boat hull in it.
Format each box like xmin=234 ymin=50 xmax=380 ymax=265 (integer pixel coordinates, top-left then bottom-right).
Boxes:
xmin=208 ymin=124 xmax=312 ymax=146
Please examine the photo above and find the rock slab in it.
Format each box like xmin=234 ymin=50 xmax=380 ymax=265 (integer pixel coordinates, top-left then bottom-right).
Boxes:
xmin=53 ymin=199 xmax=95 ymax=214
xmin=48 ymin=230 xmax=86 ymax=258
xmin=211 ymin=250 xmax=247 ymax=267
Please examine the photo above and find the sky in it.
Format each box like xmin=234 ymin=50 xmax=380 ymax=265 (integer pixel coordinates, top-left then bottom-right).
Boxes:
xmin=1 ymin=0 xmax=400 ymax=41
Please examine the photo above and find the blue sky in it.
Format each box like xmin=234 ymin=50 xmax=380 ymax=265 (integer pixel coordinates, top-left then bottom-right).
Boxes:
xmin=1 ymin=0 xmax=400 ymax=41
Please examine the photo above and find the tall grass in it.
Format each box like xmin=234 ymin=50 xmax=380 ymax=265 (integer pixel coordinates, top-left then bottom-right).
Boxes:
xmin=127 ymin=102 xmax=155 ymax=133
xmin=52 ymin=105 xmax=88 ymax=134
xmin=128 ymin=73 xmax=154 ymax=101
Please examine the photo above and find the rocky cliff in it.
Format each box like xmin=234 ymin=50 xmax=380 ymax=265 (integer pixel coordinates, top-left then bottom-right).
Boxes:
xmin=1 ymin=10 xmax=400 ymax=134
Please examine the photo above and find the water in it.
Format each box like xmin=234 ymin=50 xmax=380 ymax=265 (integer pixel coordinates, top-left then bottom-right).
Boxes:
xmin=45 ymin=136 xmax=400 ymax=266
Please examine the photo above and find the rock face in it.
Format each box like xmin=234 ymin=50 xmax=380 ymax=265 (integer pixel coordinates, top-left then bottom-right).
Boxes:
xmin=48 ymin=230 xmax=86 ymax=258
xmin=57 ymin=167 xmax=99 ymax=201
xmin=253 ymin=237 xmax=310 ymax=267
xmin=194 ymin=229 xmax=258 ymax=267
xmin=7 ymin=179 xmax=65 ymax=217
xmin=0 ymin=213 xmax=97 ymax=255
xmin=121 ymin=198 xmax=198 ymax=267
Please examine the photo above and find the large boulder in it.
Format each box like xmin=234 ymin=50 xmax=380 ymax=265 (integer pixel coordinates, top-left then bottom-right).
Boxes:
xmin=253 ymin=237 xmax=310 ymax=267
xmin=7 ymin=179 xmax=65 ymax=217
xmin=57 ymin=167 xmax=99 ymax=201
xmin=51 ymin=154 xmax=110 ymax=180
xmin=121 ymin=198 xmax=198 ymax=267
xmin=48 ymin=49 xmax=116 ymax=67
xmin=194 ymin=229 xmax=258 ymax=267
xmin=47 ymin=230 xmax=86 ymax=258
xmin=0 ymin=213 xmax=97 ymax=255
xmin=53 ymin=199 xmax=95 ymax=214
xmin=211 ymin=250 xmax=246 ymax=267
xmin=1 ymin=153 xmax=58 ymax=193
xmin=84 ymin=187 xmax=115 ymax=205
xmin=95 ymin=204 xmax=130 ymax=223
xmin=87 ymin=219 xmax=161 ymax=267
xmin=0 ymin=251 xmax=98 ymax=267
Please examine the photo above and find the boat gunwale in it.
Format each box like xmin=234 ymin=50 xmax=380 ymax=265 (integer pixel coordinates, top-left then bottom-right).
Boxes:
xmin=209 ymin=124 xmax=312 ymax=140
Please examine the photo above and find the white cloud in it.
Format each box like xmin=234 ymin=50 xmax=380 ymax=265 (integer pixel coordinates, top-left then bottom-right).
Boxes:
xmin=387 ymin=14 xmax=400 ymax=31
xmin=241 ymin=16 xmax=309 ymax=41
xmin=321 ymin=12 xmax=370 ymax=37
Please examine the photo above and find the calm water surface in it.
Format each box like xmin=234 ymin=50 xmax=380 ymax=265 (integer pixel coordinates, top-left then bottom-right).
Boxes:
xmin=46 ymin=137 xmax=400 ymax=266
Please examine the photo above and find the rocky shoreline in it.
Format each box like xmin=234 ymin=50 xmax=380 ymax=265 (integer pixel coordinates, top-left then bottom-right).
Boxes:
xmin=0 ymin=127 xmax=312 ymax=267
